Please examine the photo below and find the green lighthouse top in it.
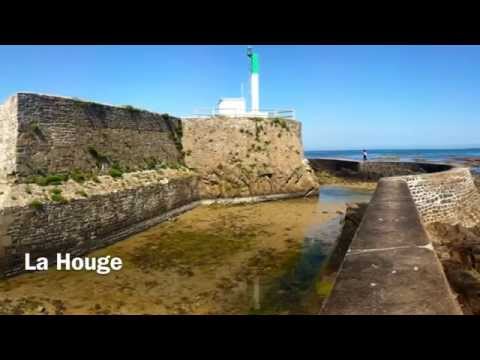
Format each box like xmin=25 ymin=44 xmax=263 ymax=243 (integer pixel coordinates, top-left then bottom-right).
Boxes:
xmin=247 ymin=47 xmax=259 ymax=74
xmin=250 ymin=53 xmax=259 ymax=74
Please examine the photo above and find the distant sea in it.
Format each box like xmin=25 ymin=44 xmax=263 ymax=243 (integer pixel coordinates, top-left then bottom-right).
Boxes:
xmin=305 ymin=148 xmax=480 ymax=162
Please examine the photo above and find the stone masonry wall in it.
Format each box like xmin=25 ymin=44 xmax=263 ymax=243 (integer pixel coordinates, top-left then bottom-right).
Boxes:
xmin=0 ymin=96 xmax=18 ymax=182
xmin=401 ymin=168 xmax=480 ymax=227
xmin=0 ymin=175 xmax=199 ymax=277
xmin=12 ymin=93 xmax=183 ymax=181
xmin=182 ymin=117 xmax=319 ymax=198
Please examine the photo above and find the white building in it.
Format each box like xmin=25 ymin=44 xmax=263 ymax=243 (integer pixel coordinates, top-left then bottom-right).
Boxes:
xmin=216 ymin=98 xmax=246 ymax=117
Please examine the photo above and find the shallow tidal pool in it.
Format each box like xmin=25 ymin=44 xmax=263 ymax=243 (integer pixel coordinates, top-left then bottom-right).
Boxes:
xmin=0 ymin=185 xmax=374 ymax=315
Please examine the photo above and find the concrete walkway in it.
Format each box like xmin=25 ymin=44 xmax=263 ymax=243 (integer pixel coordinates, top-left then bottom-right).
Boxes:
xmin=322 ymin=178 xmax=463 ymax=315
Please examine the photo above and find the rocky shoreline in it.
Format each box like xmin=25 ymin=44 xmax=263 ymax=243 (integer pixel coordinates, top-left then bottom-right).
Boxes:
xmin=427 ymin=222 xmax=480 ymax=314
xmin=421 ymin=173 xmax=480 ymax=315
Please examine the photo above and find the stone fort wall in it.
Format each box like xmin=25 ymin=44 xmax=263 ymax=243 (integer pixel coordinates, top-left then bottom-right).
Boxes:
xmin=0 ymin=93 xmax=318 ymax=277
xmin=0 ymin=175 xmax=200 ymax=277
xmin=4 ymin=93 xmax=183 ymax=181
xmin=183 ymin=117 xmax=319 ymax=198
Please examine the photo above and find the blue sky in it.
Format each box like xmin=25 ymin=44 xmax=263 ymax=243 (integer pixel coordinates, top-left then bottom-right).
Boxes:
xmin=1 ymin=45 xmax=479 ymax=150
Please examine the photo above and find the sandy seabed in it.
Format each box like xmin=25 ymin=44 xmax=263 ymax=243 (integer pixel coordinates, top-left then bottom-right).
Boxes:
xmin=0 ymin=197 xmax=346 ymax=315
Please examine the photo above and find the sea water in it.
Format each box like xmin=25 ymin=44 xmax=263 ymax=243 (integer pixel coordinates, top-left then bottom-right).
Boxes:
xmin=305 ymin=148 xmax=480 ymax=163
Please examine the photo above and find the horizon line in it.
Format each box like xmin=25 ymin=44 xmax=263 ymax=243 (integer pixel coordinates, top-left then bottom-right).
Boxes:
xmin=304 ymin=147 xmax=480 ymax=152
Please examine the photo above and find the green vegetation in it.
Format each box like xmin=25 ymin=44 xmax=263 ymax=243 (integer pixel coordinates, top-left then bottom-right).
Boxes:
xmin=26 ymin=173 xmax=69 ymax=186
xmin=49 ymin=188 xmax=62 ymax=196
xmin=172 ymin=163 xmax=183 ymax=170
xmin=156 ymin=161 xmax=168 ymax=170
xmin=70 ymin=169 xmax=89 ymax=183
xmin=49 ymin=188 xmax=67 ymax=203
xmin=129 ymin=228 xmax=255 ymax=273
xmin=27 ymin=169 xmax=103 ymax=187
xmin=50 ymin=193 xmax=68 ymax=203
xmin=141 ymin=159 xmax=187 ymax=172
xmin=109 ymin=168 xmax=123 ymax=178
xmin=29 ymin=199 xmax=44 ymax=210
xmin=315 ymin=279 xmax=334 ymax=297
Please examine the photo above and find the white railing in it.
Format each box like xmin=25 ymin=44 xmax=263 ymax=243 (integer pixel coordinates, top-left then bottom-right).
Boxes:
xmin=182 ymin=108 xmax=296 ymax=119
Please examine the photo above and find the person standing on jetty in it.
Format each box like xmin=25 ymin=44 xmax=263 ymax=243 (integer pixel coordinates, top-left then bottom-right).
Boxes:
xmin=362 ymin=149 xmax=368 ymax=161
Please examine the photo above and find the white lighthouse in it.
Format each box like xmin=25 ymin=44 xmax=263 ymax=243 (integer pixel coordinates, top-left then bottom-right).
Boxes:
xmin=247 ymin=46 xmax=260 ymax=113
xmin=216 ymin=46 xmax=267 ymax=118
xmin=198 ymin=46 xmax=291 ymax=120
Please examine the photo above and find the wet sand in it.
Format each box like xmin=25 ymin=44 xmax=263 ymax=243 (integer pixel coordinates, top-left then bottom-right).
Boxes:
xmin=0 ymin=197 xmax=348 ymax=315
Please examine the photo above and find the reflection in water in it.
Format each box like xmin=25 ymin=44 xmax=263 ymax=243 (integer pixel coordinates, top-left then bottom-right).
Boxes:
xmin=250 ymin=216 xmax=344 ymax=314
xmin=250 ymin=186 xmax=373 ymax=314
xmin=319 ymin=185 xmax=374 ymax=204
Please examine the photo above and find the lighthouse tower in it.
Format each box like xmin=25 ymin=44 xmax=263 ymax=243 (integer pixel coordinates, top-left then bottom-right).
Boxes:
xmin=247 ymin=46 xmax=260 ymax=113
xmin=213 ymin=47 xmax=271 ymax=119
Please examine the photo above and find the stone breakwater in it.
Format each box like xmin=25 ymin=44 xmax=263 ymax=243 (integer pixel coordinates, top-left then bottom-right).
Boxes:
xmin=313 ymin=157 xmax=480 ymax=314
xmin=322 ymin=178 xmax=462 ymax=315
xmin=0 ymin=93 xmax=318 ymax=277
xmin=308 ymin=157 xmax=452 ymax=181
